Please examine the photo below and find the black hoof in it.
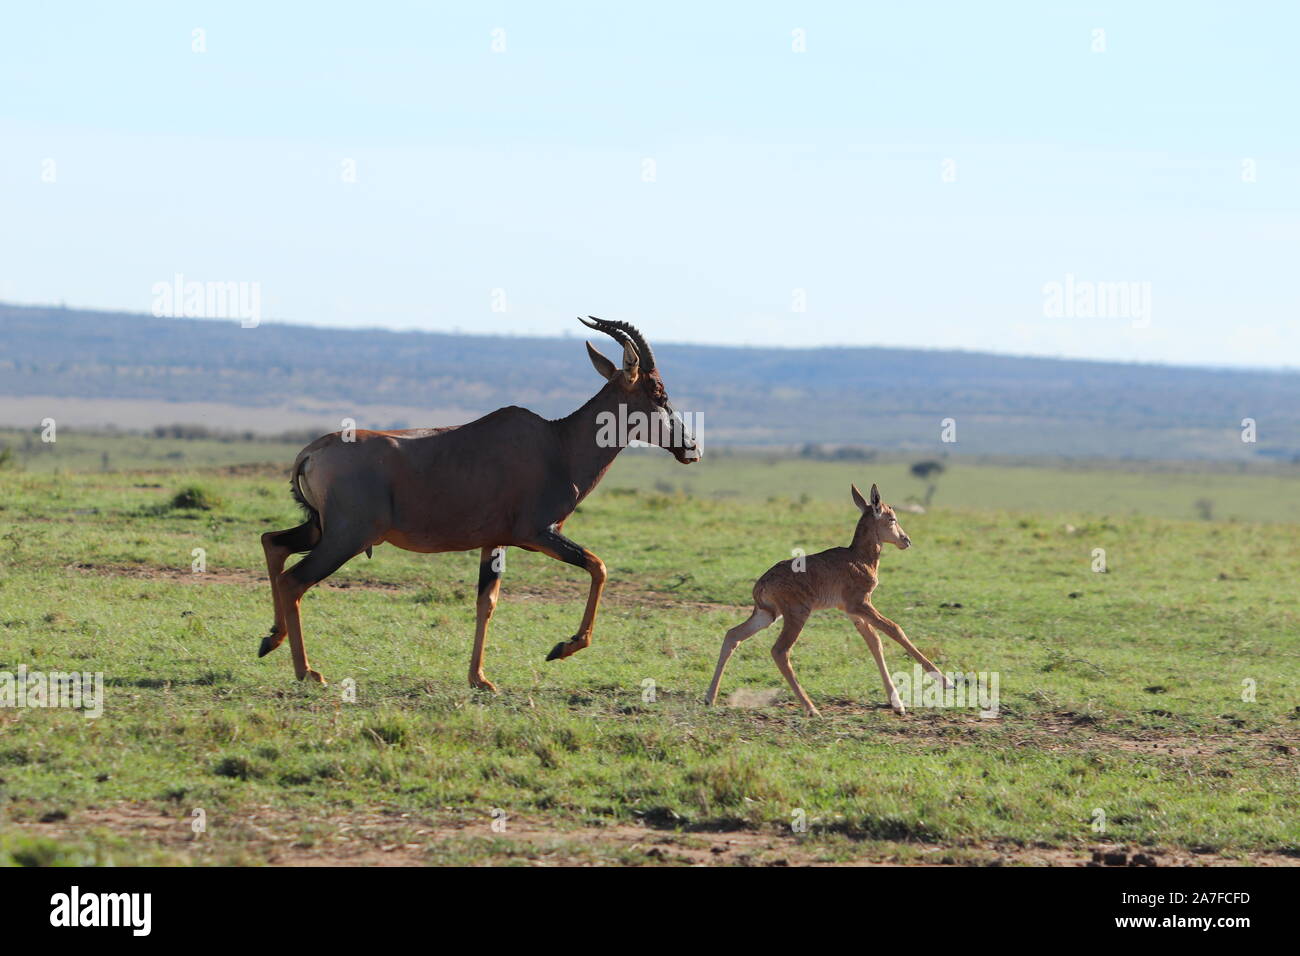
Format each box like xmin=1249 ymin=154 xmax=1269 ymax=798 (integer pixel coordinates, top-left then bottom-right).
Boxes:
xmin=258 ymin=633 xmax=282 ymax=658
xmin=545 ymin=641 xmax=569 ymax=662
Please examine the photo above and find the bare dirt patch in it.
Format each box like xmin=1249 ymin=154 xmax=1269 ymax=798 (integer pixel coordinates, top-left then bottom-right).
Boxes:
xmin=68 ymin=561 xmax=402 ymax=593
xmin=17 ymin=803 xmax=1296 ymax=867
xmin=705 ymin=699 xmax=1299 ymax=772
xmin=66 ymin=561 xmax=748 ymax=612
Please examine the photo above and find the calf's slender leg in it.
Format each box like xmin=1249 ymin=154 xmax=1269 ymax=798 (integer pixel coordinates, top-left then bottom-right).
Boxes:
xmin=704 ymin=607 xmax=775 ymax=705
xmin=469 ymin=546 xmax=503 ymax=691
xmin=858 ymin=604 xmax=954 ymax=690
xmin=850 ymin=615 xmax=906 ymax=714
xmin=769 ymin=607 xmax=819 ymax=716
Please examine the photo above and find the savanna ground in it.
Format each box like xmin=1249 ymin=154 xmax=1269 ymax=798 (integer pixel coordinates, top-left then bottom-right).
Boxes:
xmin=0 ymin=437 xmax=1297 ymax=866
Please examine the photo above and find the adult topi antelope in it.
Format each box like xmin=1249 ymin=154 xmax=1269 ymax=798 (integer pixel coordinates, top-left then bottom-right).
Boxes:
xmin=704 ymin=483 xmax=953 ymax=717
xmin=258 ymin=317 xmax=699 ymax=688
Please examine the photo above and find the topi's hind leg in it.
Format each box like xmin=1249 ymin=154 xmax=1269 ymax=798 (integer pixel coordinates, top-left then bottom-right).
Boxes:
xmin=469 ymin=546 xmax=503 ymax=692
xmin=705 ymin=606 xmax=776 ymax=706
xmin=259 ymin=521 xmax=320 ymax=658
xmin=278 ymin=527 xmax=372 ymax=684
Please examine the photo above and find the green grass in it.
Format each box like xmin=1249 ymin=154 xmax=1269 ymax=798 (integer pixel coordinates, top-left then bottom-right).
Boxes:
xmin=0 ymin=452 xmax=1297 ymax=865
xmin=0 ymin=427 xmax=304 ymax=473
xmin=6 ymin=425 xmax=1300 ymax=522
xmin=616 ymin=451 xmax=1300 ymax=524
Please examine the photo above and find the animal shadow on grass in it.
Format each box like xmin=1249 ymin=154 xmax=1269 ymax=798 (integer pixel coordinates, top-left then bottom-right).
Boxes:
xmin=104 ymin=670 xmax=234 ymax=689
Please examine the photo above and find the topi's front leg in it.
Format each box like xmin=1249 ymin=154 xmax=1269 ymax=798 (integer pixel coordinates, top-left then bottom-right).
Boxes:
xmin=529 ymin=527 xmax=607 ymax=662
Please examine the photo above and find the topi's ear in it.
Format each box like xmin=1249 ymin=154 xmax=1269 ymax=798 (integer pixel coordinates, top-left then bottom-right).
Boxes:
xmin=851 ymin=484 xmax=869 ymax=514
xmin=586 ymin=341 xmax=617 ymax=381
xmin=869 ymin=483 xmax=883 ymax=517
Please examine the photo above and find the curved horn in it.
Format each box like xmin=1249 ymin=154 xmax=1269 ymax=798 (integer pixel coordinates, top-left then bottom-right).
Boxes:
xmin=580 ymin=316 xmax=656 ymax=372
xmin=578 ymin=315 xmax=633 ymax=352
xmin=578 ymin=316 xmax=639 ymax=371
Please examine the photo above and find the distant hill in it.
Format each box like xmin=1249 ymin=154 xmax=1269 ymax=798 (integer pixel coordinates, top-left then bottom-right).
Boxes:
xmin=1 ymin=302 xmax=1297 ymax=461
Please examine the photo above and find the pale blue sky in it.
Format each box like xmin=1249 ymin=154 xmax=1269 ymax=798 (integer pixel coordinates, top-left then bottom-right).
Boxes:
xmin=1 ymin=1 xmax=1296 ymax=367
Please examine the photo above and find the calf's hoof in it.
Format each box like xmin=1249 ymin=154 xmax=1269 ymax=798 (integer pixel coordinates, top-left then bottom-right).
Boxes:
xmin=929 ymin=670 xmax=956 ymax=691
xmin=297 ymin=669 xmax=327 ymax=685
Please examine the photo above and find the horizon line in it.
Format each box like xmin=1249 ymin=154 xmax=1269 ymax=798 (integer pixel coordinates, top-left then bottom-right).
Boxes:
xmin=4 ymin=297 xmax=1297 ymax=378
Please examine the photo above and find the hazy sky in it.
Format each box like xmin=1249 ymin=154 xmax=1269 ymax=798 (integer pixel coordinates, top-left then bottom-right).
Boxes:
xmin=2 ymin=2 xmax=1296 ymax=368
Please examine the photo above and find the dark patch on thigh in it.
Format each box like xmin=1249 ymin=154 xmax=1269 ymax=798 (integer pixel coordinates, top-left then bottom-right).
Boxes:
xmin=268 ymin=521 xmax=320 ymax=554
xmin=478 ymin=556 xmax=502 ymax=595
xmin=540 ymin=529 xmax=589 ymax=569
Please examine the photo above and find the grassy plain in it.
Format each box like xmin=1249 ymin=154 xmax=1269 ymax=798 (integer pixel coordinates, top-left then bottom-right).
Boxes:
xmin=0 ymin=442 xmax=1296 ymax=865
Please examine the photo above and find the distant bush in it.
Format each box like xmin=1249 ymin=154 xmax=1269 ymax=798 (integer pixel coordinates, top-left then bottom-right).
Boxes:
xmin=170 ymin=485 xmax=222 ymax=511
xmin=911 ymin=459 xmax=946 ymax=507
xmin=799 ymin=443 xmax=876 ymax=461
xmin=1 ymin=833 xmax=88 ymax=867
xmin=153 ymin=424 xmax=214 ymax=440
xmin=151 ymin=423 xmax=323 ymax=445
xmin=212 ymin=755 xmax=265 ymax=780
